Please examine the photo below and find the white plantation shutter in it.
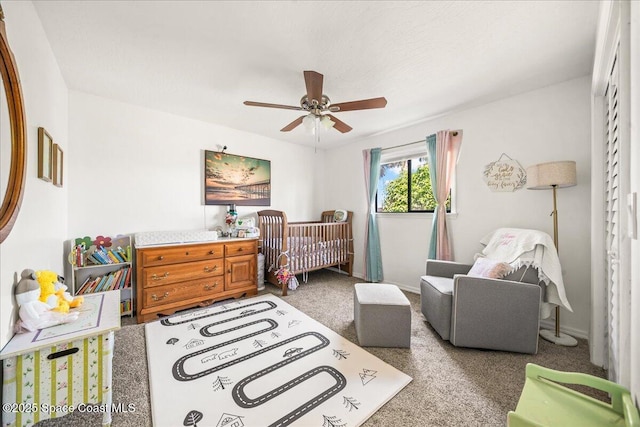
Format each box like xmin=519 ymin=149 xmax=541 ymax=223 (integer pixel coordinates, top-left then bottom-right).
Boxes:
xmin=591 ymin=0 xmax=633 ymax=390
xmin=604 ymin=49 xmax=620 ymax=379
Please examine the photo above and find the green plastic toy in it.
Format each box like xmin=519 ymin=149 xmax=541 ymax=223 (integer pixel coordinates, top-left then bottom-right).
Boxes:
xmin=508 ymin=363 xmax=640 ymax=427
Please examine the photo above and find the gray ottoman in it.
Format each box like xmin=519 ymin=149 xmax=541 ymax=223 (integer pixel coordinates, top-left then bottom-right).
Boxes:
xmin=354 ymin=283 xmax=411 ymax=348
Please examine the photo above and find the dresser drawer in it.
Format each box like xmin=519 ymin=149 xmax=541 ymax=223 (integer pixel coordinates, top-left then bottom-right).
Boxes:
xmin=142 ymin=278 xmax=223 ymax=308
xmin=142 ymin=259 xmax=224 ymax=287
xmin=225 ymin=241 xmax=256 ymax=257
xmin=140 ymin=243 xmax=223 ymax=266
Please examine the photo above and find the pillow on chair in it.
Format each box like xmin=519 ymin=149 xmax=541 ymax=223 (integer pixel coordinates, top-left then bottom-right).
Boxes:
xmin=468 ymin=258 xmax=511 ymax=279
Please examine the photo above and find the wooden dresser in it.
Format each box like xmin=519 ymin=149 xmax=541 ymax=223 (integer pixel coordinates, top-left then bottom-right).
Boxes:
xmin=135 ymin=238 xmax=258 ymax=323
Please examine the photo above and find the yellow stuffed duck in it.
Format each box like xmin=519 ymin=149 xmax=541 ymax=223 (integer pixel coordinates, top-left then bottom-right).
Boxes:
xmin=14 ymin=269 xmax=83 ymax=333
xmin=35 ymin=270 xmax=83 ymax=313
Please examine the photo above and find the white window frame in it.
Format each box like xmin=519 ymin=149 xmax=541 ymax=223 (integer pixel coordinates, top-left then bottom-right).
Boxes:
xmin=376 ymin=143 xmax=457 ymax=217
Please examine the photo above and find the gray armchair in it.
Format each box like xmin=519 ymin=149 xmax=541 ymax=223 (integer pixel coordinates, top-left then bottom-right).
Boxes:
xmin=420 ymin=259 xmax=542 ymax=354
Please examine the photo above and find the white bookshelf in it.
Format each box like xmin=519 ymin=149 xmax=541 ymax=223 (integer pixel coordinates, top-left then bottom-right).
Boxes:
xmin=68 ymin=234 xmax=134 ymax=316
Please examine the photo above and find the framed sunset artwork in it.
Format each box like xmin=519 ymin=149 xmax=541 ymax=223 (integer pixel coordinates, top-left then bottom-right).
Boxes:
xmin=204 ymin=150 xmax=271 ymax=206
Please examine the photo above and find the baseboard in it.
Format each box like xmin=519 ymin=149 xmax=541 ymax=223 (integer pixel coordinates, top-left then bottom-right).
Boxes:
xmin=326 ymin=267 xmax=353 ymax=276
xmin=349 ymin=276 xmax=420 ymax=295
xmin=388 ymin=281 xmax=420 ymax=295
xmin=539 ymin=319 xmax=588 ymax=340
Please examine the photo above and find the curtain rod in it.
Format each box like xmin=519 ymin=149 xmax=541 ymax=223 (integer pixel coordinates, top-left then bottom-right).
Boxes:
xmin=381 ymin=131 xmax=459 ymax=151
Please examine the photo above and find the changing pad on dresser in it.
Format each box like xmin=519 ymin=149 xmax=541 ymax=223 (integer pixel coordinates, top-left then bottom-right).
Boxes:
xmin=134 ymin=229 xmax=218 ymax=247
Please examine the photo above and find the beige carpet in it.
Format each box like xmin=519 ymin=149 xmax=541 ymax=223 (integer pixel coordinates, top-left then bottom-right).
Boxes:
xmin=36 ymin=269 xmax=606 ymax=426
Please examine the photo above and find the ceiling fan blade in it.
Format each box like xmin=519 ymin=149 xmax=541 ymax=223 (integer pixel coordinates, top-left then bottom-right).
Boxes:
xmin=281 ymin=115 xmax=305 ymax=132
xmin=330 ymin=97 xmax=387 ymax=112
xmin=244 ymin=101 xmax=303 ymax=111
xmin=326 ymin=114 xmax=352 ymax=133
xmin=304 ymin=71 xmax=324 ymax=104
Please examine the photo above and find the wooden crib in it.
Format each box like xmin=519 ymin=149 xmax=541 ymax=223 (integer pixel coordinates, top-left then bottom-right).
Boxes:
xmin=257 ymin=209 xmax=354 ymax=295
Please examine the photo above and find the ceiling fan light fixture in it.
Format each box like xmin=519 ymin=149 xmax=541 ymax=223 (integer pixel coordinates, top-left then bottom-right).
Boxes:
xmin=321 ymin=115 xmax=334 ymax=129
xmin=302 ymin=114 xmax=317 ymax=132
xmin=321 ymin=95 xmax=331 ymax=109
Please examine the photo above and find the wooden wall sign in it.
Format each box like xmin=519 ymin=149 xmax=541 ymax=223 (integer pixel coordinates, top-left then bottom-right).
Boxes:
xmin=482 ymin=154 xmax=527 ymax=192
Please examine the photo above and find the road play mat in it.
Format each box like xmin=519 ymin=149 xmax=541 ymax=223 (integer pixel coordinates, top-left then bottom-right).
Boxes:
xmin=145 ymin=294 xmax=411 ymax=427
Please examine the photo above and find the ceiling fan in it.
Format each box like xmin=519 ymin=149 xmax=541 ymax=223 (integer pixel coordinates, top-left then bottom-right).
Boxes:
xmin=243 ymin=70 xmax=387 ymax=133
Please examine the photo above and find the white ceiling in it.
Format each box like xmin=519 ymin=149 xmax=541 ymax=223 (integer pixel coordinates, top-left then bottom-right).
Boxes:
xmin=32 ymin=1 xmax=599 ymax=148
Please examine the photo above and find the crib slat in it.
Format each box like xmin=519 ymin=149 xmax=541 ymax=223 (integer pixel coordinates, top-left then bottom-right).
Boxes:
xmin=333 ymin=222 xmax=337 ymax=266
xmin=342 ymin=222 xmax=347 ymax=266
xmin=291 ymin=223 xmax=299 ymax=273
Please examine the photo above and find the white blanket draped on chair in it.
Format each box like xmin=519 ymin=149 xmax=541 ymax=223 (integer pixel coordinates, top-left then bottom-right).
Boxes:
xmin=477 ymin=228 xmax=572 ymax=319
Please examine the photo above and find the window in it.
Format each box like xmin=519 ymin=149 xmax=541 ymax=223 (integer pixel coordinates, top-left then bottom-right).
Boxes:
xmin=376 ymin=153 xmax=452 ymax=213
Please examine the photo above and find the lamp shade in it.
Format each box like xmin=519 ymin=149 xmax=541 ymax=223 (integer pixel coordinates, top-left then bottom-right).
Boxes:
xmin=526 ymin=161 xmax=577 ymax=190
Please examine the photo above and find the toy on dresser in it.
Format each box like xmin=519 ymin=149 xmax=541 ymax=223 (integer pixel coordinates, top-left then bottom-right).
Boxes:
xmin=14 ymin=269 xmax=84 ymax=333
xmin=236 ymin=217 xmax=260 ymax=238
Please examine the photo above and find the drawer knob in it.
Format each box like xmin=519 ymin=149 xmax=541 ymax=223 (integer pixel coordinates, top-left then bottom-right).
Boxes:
xmin=151 ymin=292 xmax=169 ymax=301
xmin=204 ymin=265 xmax=218 ymax=273
xmin=238 ymin=247 xmax=244 ymax=252
xmin=186 ymin=251 xmax=190 ymax=255
xmin=151 ymin=272 xmax=169 ymax=281
xmin=158 ymin=256 xmax=164 ymax=260
xmin=204 ymin=283 xmax=218 ymax=291
xmin=209 ymin=250 xmax=215 ymax=255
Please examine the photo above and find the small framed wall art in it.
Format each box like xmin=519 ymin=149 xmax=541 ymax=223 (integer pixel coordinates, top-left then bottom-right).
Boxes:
xmin=37 ymin=127 xmax=53 ymax=182
xmin=53 ymin=143 xmax=63 ymax=187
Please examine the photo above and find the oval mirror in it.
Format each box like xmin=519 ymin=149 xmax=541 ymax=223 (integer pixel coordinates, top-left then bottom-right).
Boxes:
xmin=0 ymin=7 xmax=27 ymax=244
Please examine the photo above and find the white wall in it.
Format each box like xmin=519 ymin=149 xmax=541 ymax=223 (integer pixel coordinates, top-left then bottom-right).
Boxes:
xmin=0 ymin=2 xmax=69 ymax=347
xmin=324 ymin=76 xmax=592 ymax=338
xmin=67 ymin=92 xmax=325 ymax=238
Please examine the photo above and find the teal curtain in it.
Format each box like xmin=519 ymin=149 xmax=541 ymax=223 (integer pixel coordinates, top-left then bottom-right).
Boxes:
xmin=363 ymin=148 xmax=383 ymax=282
xmin=426 ymin=134 xmax=438 ymax=259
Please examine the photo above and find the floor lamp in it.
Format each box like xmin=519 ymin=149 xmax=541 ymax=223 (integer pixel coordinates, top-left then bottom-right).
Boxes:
xmin=526 ymin=160 xmax=578 ymax=347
